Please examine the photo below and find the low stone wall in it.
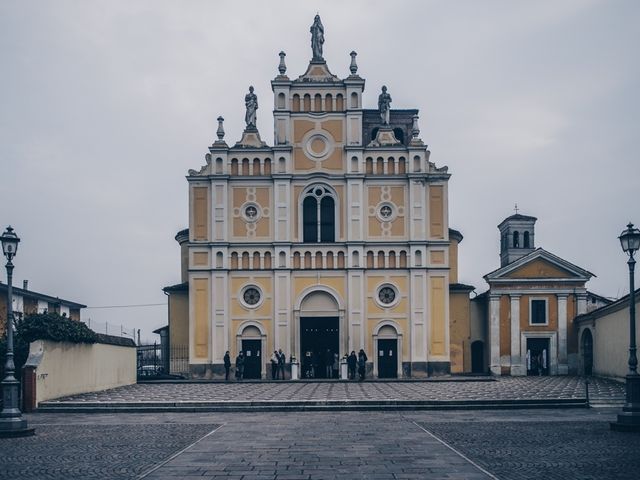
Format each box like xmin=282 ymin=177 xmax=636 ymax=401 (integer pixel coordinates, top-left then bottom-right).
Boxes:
xmin=23 ymin=336 xmax=136 ymax=409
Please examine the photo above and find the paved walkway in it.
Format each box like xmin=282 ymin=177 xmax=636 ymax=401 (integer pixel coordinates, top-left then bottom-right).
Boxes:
xmin=2 ymin=408 xmax=638 ymax=479
xmin=39 ymin=376 xmax=624 ymax=411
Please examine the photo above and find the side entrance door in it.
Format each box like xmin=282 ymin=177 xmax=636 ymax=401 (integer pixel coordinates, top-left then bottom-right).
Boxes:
xmin=377 ymin=339 xmax=397 ymax=378
xmin=242 ymin=339 xmax=262 ymax=379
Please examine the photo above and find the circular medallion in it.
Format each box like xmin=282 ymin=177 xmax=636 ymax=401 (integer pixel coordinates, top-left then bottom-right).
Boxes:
xmin=242 ymin=203 xmax=261 ymax=222
xmin=304 ymin=133 xmax=332 ymax=160
xmin=242 ymin=287 xmax=261 ymax=307
xmin=376 ymin=284 xmax=399 ymax=307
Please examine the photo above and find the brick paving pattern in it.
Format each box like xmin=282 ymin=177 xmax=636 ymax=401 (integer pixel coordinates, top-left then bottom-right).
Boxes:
xmin=2 ymin=409 xmax=637 ymax=479
xmin=421 ymin=420 xmax=640 ymax=480
xmin=42 ymin=376 xmax=624 ymax=405
xmin=0 ymin=423 xmax=216 ymax=480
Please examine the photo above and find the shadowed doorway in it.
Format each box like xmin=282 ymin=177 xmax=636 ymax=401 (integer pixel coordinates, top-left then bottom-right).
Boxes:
xmin=300 ymin=316 xmax=339 ymax=378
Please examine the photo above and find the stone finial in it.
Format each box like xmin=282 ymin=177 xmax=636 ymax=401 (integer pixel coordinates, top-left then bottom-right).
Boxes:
xmin=278 ymin=51 xmax=287 ymax=75
xmin=216 ymin=116 xmax=225 ymax=141
xmin=411 ymin=114 xmax=420 ymax=139
xmin=349 ymin=51 xmax=358 ymax=75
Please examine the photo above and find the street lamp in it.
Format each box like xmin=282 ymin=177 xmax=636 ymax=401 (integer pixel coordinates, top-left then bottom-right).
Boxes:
xmin=611 ymin=222 xmax=640 ymax=432
xmin=0 ymin=226 xmax=34 ymax=437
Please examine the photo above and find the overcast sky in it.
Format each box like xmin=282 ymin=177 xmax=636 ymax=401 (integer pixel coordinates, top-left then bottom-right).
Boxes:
xmin=1 ymin=0 xmax=639 ymax=342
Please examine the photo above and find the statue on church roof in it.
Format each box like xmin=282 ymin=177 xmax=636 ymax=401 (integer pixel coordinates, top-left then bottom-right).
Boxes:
xmin=378 ymin=86 xmax=392 ymax=125
xmin=244 ymin=86 xmax=258 ymax=129
xmin=310 ymin=15 xmax=324 ymax=61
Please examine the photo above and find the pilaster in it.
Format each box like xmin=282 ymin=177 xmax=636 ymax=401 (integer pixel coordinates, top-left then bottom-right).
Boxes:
xmin=510 ymin=294 xmax=525 ymax=375
xmin=489 ymin=294 xmax=501 ymax=375
xmin=557 ymin=293 xmax=569 ymax=374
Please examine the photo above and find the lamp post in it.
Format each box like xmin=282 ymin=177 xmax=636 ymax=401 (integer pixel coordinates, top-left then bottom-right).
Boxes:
xmin=611 ymin=222 xmax=640 ymax=432
xmin=0 ymin=226 xmax=34 ymax=437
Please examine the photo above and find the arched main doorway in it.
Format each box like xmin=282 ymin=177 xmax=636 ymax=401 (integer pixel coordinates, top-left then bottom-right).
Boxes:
xmin=581 ymin=329 xmax=593 ymax=376
xmin=297 ymin=290 xmax=341 ymax=379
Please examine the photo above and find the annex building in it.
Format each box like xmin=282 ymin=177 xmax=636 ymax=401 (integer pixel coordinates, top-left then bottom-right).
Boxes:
xmin=164 ymin=17 xmax=474 ymax=379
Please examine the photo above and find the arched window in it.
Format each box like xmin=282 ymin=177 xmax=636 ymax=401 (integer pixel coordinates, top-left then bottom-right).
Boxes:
xmin=399 ymin=251 xmax=407 ymax=268
xmin=292 ymin=94 xmax=300 ymax=112
xmin=325 ymin=94 xmax=333 ymax=112
xmin=278 ymin=251 xmax=286 ymax=268
xmin=388 ymin=251 xmax=396 ymax=268
xmin=387 ymin=157 xmax=395 ymax=174
xmin=377 ymin=251 xmax=385 ymax=268
xmin=242 ymin=252 xmax=250 ymax=269
xmin=264 ymin=252 xmax=272 ymax=269
xmin=326 ymin=251 xmax=334 ymax=269
xmin=302 ymin=185 xmax=336 ymax=243
xmin=314 ymin=94 xmax=322 ymax=112
xmin=230 ymin=252 xmax=238 ymax=269
xmin=293 ymin=252 xmax=301 ymax=269
xmin=252 ymin=252 xmax=261 ymax=269
xmin=231 ymin=159 xmax=239 ymax=175
xmin=315 ymin=251 xmax=323 ymax=269
xmin=350 ymin=92 xmax=358 ymax=108
xmin=337 ymin=252 xmax=345 ymax=268
xmin=242 ymin=158 xmax=250 ymax=175
xmin=366 ymin=251 xmax=374 ymax=268
xmin=303 ymin=94 xmax=311 ymax=112
xmin=264 ymin=158 xmax=272 ymax=175
xmin=397 ymin=157 xmax=406 ymax=174
xmin=513 ymin=231 xmax=520 ymax=248
xmin=523 ymin=231 xmax=530 ymax=248
xmin=277 ymin=93 xmax=286 ymax=109
xmin=336 ymin=94 xmax=344 ymax=111
xmin=252 ymin=158 xmax=260 ymax=176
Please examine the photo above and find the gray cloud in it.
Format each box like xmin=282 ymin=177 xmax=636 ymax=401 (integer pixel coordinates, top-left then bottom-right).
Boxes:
xmin=1 ymin=0 xmax=638 ymax=341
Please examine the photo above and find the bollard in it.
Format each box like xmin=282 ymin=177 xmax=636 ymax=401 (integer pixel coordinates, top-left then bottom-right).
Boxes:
xmin=585 ymin=378 xmax=590 ymax=407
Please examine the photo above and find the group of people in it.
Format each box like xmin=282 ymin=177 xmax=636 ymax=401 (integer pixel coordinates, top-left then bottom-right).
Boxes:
xmin=223 ymin=348 xmax=369 ymax=381
xmin=302 ymin=349 xmax=340 ymax=379
xmin=347 ymin=349 xmax=368 ymax=381
xmin=270 ymin=349 xmax=287 ymax=380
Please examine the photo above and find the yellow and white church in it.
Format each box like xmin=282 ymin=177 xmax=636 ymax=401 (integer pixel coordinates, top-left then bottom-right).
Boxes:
xmin=163 ymin=17 xmax=597 ymax=379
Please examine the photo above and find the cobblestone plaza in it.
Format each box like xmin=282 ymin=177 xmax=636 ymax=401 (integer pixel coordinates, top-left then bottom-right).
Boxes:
xmin=1 ymin=407 xmax=639 ymax=480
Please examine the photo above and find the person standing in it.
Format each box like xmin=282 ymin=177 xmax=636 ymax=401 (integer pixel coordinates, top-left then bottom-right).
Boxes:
xmin=270 ymin=350 xmax=279 ymax=380
xmin=347 ymin=351 xmax=357 ymax=380
xmin=358 ymin=349 xmax=368 ymax=381
xmin=332 ymin=352 xmax=339 ymax=379
xmin=325 ymin=349 xmax=333 ymax=378
xmin=223 ymin=351 xmax=231 ymax=381
xmin=277 ymin=349 xmax=286 ymax=380
xmin=235 ymin=351 xmax=245 ymax=381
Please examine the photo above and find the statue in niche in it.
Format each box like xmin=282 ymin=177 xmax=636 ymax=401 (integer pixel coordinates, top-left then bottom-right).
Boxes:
xmin=378 ymin=85 xmax=392 ymax=125
xmin=310 ymin=15 xmax=324 ymax=61
xmin=244 ymin=86 xmax=258 ymax=128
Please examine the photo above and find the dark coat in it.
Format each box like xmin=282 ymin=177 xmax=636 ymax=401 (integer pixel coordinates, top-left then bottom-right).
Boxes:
xmin=347 ymin=353 xmax=357 ymax=368
xmin=224 ymin=353 xmax=231 ymax=368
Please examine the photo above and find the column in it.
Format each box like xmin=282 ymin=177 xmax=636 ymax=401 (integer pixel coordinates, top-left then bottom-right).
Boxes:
xmin=510 ymin=294 xmax=523 ymax=375
xmin=576 ymin=292 xmax=588 ymax=316
xmin=489 ymin=294 xmax=501 ymax=376
xmin=557 ymin=294 xmax=568 ymax=375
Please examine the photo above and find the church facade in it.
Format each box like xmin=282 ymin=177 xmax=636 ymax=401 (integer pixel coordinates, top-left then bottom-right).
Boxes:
xmin=165 ymin=18 xmax=471 ymax=379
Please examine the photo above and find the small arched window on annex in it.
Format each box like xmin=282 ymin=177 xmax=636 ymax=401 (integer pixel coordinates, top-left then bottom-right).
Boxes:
xmin=303 ymin=94 xmax=311 ymax=112
xmin=263 ymin=158 xmax=272 ymax=175
xmin=377 ymin=251 xmax=385 ymax=269
xmin=365 ymin=157 xmax=374 ymax=174
xmin=399 ymin=250 xmax=407 ymax=268
xmin=292 ymin=94 xmax=300 ymax=112
xmin=314 ymin=93 xmax=322 ymax=112
xmin=277 ymin=92 xmax=286 ymax=110
xmin=397 ymin=157 xmax=406 ymax=174
xmin=293 ymin=252 xmax=301 ymax=269
xmin=376 ymin=157 xmax=384 ymax=175
xmin=513 ymin=231 xmax=520 ymax=248
xmin=523 ymin=231 xmax=530 ymax=248
xmin=350 ymin=92 xmax=358 ymax=108
xmin=252 ymin=252 xmax=261 ymax=269
xmin=264 ymin=252 xmax=272 ymax=269
xmin=230 ymin=252 xmax=239 ymax=269
xmin=231 ymin=159 xmax=239 ymax=176
xmin=301 ymin=184 xmax=337 ymax=243
xmin=252 ymin=158 xmax=261 ymax=176
xmin=241 ymin=252 xmax=250 ymax=269
xmin=242 ymin=158 xmax=250 ymax=176
xmin=325 ymin=93 xmax=333 ymax=112
xmin=215 ymin=157 xmax=223 ymax=174
xmin=336 ymin=93 xmax=344 ymax=111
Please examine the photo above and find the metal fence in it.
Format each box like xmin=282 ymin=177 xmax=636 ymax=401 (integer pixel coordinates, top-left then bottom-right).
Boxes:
xmin=136 ymin=343 xmax=188 ymax=377
xmin=82 ymin=318 xmax=136 ymax=340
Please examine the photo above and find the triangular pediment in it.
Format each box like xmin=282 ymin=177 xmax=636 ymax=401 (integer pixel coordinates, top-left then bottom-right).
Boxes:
xmin=484 ymin=248 xmax=594 ymax=283
xmin=295 ymin=61 xmax=341 ymax=83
